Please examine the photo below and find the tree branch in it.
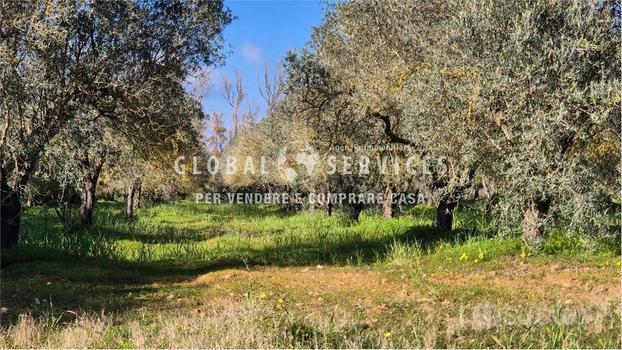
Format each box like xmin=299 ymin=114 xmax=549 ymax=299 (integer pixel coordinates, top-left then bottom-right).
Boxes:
xmin=369 ymin=111 xmax=417 ymax=148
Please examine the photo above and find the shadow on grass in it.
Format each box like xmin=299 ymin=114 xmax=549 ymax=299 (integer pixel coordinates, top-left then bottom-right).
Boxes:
xmin=241 ymin=225 xmax=485 ymax=266
xmin=0 ymin=245 xmax=252 ymax=327
xmin=3 ymin=201 xmax=619 ymax=331
xmin=0 ymin=201 xmax=556 ymax=328
xmin=0 ymin=218 xmax=486 ymax=328
xmin=20 ymin=202 xmax=299 ymax=245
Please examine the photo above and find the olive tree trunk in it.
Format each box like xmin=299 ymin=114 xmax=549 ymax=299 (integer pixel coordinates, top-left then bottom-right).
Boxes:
xmin=324 ymin=193 xmax=332 ymax=217
xmin=0 ymin=173 xmax=21 ymax=249
xmin=1 ymin=152 xmax=38 ymax=249
xmin=126 ymin=177 xmax=142 ymax=220
xmin=436 ymin=194 xmax=457 ymax=232
xmin=350 ymin=203 xmax=364 ymax=221
xmin=522 ymin=199 xmax=550 ymax=242
xmin=79 ymin=180 xmax=96 ymax=226
xmin=126 ymin=186 xmax=135 ymax=220
xmin=133 ymin=178 xmax=142 ymax=210
xmin=79 ymin=159 xmax=105 ymax=226
xmin=383 ymin=187 xmax=394 ymax=219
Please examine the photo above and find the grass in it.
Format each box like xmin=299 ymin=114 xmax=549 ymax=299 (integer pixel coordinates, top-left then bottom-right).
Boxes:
xmin=0 ymin=201 xmax=620 ymax=348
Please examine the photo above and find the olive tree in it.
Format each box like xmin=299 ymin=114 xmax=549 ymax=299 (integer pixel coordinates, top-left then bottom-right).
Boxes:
xmin=443 ymin=0 xmax=621 ymax=241
xmin=288 ymin=1 xmax=468 ymax=227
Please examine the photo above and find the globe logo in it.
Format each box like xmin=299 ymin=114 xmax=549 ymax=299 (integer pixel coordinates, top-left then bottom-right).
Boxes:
xmin=277 ymin=143 xmax=319 ymax=183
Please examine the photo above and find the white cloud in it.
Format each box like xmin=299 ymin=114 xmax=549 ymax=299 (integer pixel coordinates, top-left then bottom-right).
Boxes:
xmin=241 ymin=42 xmax=264 ymax=63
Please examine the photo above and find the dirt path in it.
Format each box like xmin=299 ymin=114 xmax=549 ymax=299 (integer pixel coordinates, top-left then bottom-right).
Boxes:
xmin=188 ymin=258 xmax=621 ymax=320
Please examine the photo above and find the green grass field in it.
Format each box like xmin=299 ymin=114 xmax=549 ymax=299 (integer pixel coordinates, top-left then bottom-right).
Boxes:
xmin=1 ymin=202 xmax=620 ymax=348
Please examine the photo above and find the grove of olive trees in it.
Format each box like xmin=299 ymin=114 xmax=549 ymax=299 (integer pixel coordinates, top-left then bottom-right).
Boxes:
xmin=1 ymin=0 xmax=619 ymax=249
xmin=222 ymin=0 xmax=620 ymax=242
xmin=1 ymin=0 xmax=232 ymax=248
xmin=1 ymin=2 xmax=620 ymax=348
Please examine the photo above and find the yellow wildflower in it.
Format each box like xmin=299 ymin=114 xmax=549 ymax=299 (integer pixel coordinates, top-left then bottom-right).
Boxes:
xmin=520 ymin=251 xmax=526 ymax=258
xmin=277 ymin=298 xmax=284 ymax=304
xmin=259 ymin=292 xmax=268 ymax=299
xmin=384 ymin=331 xmax=392 ymax=338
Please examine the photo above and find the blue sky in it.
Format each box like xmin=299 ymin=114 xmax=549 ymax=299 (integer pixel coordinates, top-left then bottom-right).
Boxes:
xmin=198 ymin=0 xmax=324 ymax=125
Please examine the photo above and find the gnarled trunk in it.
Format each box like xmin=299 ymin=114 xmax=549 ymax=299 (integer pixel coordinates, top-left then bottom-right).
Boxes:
xmin=383 ymin=187 xmax=394 ymax=219
xmin=325 ymin=200 xmax=332 ymax=217
xmin=126 ymin=184 xmax=136 ymax=220
xmin=522 ymin=199 xmax=550 ymax=242
xmin=79 ymin=159 xmax=105 ymax=226
xmin=1 ymin=173 xmax=21 ymax=249
xmin=436 ymin=194 xmax=457 ymax=232
xmin=350 ymin=203 xmax=363 ymax=221
xmin=1 ymin=152 xmax=38 ymax=249
xmin=433 ymin=168 xmax=475 ymax=232
xmin=126 ymin=177 xmax=142 ymax=220
xmin=79 ymin=180 xmax=96 ymax=226
xmin=324 ymin=191 xmax=332 ymax=217
xmin=133 ymin=178 xmax=142 ymax=210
